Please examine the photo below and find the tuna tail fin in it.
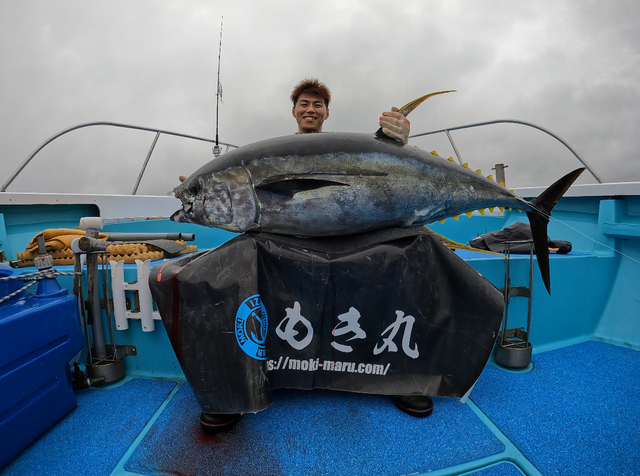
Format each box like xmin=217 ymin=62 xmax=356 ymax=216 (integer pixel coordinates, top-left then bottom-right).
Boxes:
xmin=526 ymin=167 xmax=585 ymax=295
xmin=375 ymin=90 xmax=456 ymax=140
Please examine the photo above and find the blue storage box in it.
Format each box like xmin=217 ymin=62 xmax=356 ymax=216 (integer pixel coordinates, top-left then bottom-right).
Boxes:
xmin=0 ymin=263 xmax=22 ymax=304
xmin=0 ymin=278 xmax=84 ymax=468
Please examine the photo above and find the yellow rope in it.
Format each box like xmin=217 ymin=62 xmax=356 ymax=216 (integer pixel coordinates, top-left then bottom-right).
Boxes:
xmin=16 ymin=240 xmax=197 ymax=268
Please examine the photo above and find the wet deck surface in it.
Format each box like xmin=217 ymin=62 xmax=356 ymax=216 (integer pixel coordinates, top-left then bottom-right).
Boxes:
xmin=1 ymin=340 xmax=638 ymax=476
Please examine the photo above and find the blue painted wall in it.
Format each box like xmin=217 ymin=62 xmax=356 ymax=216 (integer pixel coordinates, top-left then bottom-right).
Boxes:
xmin=593 ymin=198 xmax=640 ymax=348
xmin=5 ymin=191 xmax=640 ymax=381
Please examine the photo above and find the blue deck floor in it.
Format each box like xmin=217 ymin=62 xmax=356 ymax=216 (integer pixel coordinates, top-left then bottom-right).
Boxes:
xmin=1 ymin=340 xmax=638 ymax=476
xmin=471 ymin=340 xmax=640 ymax=476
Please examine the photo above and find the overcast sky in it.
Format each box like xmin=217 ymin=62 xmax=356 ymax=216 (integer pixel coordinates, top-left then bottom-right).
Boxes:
xmin=1 ymin=0 xmax=638 ymax=195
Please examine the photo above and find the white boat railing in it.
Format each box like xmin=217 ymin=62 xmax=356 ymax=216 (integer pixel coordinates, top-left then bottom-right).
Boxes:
xmin=411 ymin=119 xmax=603 ymax=183
xmin=0 ymin=121 xmax=239 ymax=194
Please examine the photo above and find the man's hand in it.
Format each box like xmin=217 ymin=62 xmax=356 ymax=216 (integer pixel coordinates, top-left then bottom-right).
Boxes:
xmin=174 ymin=175 xmax=188 ymax=198
xmin=379 ymin=107 xmax=410 ymax=144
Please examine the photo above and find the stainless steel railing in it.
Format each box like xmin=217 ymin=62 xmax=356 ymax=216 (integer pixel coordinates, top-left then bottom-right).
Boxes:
xmin=0 ymin=121 xmax=239 ymax=194
xmin=2 ymin=118 xmax=603 ymax=193
xmin=410 ymin=119 xmax=603 ymax=183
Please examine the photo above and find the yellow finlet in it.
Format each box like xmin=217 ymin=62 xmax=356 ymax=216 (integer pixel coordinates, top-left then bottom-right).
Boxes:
xmin=489 ymin=207 xmax=495 ymax=212
xmin=462 ymin=163 xmax=469 ymax=168
xmin=448 ymin=157 xmax=455 ymax=162
xmin=453 ymin=214 xmax=460 ymax=221
xmin=508 ymin=207 xmax=513 ymax=211
xmin=487 ymin=174 xmax=494 ymax=181
xmin=398 ymin=90 xmax=456 ymax=117
xmin=439 ymin=218 xmax=446 ymax=224
xmin=475 ymin=169 xmax=482 ymax=174
xmin=499 ymin=206 xmax=505 ymax=213
xmin=431 ymin=150 xmax=439 ymax=156
xmin=478 ymin=208 xmax=485 ymax=215
xmin=510 ymin=189 xmax=514 ymax=193
xmin=499 ymin=181 xmax=504 ymax=187
xmin=423 ymin=226 xmax=504 ymax=257
xmin=465 ymin=211 xmax=473 ymax=218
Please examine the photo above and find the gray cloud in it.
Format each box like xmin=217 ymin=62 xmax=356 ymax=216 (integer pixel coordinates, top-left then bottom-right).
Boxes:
xmin=1 ymin=0 xmax=638 ymax=195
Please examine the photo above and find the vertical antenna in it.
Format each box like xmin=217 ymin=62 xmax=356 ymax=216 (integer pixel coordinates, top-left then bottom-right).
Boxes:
xmin=213 ymin=16 xmax=223 ymax=158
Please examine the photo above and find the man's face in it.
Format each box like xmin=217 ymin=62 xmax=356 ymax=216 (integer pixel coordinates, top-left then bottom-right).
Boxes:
xmin=292 ymin=92 xmax=329 ymax=133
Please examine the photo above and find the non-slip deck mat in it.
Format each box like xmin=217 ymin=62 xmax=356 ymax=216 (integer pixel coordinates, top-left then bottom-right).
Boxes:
xmin=1 ymin=378 xmax=177 ymax=476
xmin=471 ymin=341 xmax=640 ymax=475
xmin=126 ymin=385 xmax=504 ymax=476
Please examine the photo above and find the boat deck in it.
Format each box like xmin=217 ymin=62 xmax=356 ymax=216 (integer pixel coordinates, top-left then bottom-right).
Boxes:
xmin=2 ymin=186 xmax=640 ymax=475
xmin=2 ymin=339 xmax=637 ymax=476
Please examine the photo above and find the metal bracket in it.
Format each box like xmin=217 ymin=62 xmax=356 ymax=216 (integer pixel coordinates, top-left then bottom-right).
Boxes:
xmin=501 ymin=327 xmax=529 ymax=343
xmin=115 ymin=344 xmax=137 ymax=358
xmin=499 ymin=286 xmax=531 ymax=300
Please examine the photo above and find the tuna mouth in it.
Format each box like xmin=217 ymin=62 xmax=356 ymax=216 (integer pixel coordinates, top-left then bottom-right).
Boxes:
xmin=170 ymin=209 xmax=184 ymax=222
xmin=170 ymin=201 xmax=193 ymax=222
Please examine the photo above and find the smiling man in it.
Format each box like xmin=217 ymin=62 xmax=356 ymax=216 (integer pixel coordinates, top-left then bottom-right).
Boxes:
xmin=291 ymin=80 xmax=330 ymax=134
xmin=290 ymin=78 xmax=410 ymax=143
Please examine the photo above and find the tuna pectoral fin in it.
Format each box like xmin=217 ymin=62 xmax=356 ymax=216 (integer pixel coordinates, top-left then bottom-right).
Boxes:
xmin=257 ymin=178 xmax=348 ymax=199
xmin=526 ymin=167 xmax=585 ymax=295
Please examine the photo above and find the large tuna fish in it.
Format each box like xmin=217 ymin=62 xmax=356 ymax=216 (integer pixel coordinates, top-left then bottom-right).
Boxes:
xmin=172 ymin=92 xmax=584 ymax=293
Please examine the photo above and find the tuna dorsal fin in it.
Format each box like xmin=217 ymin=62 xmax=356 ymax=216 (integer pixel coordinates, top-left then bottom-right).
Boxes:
xmin=375 ymin=90 xmax=456 ymax=140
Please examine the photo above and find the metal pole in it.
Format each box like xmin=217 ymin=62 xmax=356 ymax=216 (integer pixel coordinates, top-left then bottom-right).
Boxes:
xmin=100 ymin=254 xmax=116 ymax=357
xmin=525 ymin=243 xmax=534 ymax=347
xmin=131 ymin=131 xmax=161 ymax=195
xmin=214 ymin=17 xmax=223 ymax=158
xmin=502 ymin=243 xmax=511 ymax=346
xmin=86 ymin=252 xmax=107 ymax=359
xmin=104 ymin=232 xmax=195 ymax=241
xmin=493 ymin=164 xmax=508 ymax=187
xmin=74 ymin=258 xmax=93 ymax=364
xmin=444 ymin=130 xmax=464 ymax=165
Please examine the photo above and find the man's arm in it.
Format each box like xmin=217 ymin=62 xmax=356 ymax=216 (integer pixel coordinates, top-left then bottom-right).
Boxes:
xmin=379 ymin=107 xmax=410 ymax=144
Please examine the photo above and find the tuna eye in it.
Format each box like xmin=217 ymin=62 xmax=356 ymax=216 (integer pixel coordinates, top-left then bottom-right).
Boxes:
xmin=188 ymin=181 xmax=201 ymax=195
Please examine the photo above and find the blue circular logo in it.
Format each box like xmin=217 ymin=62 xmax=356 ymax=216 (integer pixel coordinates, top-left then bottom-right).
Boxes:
xmin=235 ymin=294 xmax=268 ymax=360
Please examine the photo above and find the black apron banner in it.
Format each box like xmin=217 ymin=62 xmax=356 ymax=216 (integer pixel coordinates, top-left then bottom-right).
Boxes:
xmin=150 ymin=228 xmax=504 ymax=414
